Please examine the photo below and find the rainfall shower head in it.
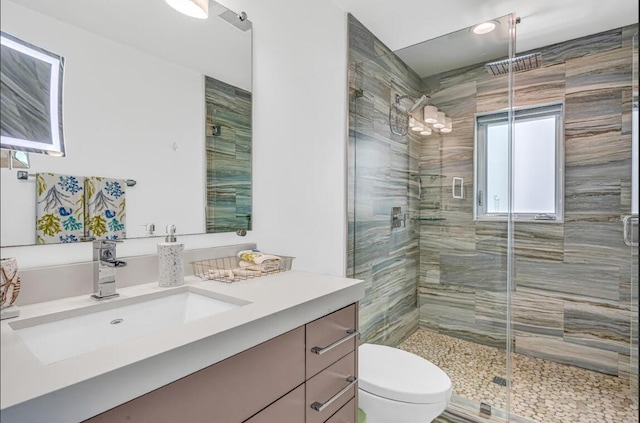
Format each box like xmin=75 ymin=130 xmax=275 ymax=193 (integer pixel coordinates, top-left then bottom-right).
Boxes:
xmin=485 ymin=52 xmax=542 ymax=76
xmin=408 ymin=95 xmax=429 ymax=113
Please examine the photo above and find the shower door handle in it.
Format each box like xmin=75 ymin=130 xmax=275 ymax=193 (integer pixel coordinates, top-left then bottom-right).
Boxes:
xmin=623 ymin=215 xmax=638 ymax=247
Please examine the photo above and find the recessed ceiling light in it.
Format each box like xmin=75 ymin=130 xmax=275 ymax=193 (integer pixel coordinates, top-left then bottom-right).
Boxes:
xmin=472 ymin=21 xmax=497 ymax=35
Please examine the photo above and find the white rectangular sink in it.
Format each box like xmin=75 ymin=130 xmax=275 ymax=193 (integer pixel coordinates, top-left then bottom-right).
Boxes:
xmin=10 ymin=287 xmax=248 ymax=364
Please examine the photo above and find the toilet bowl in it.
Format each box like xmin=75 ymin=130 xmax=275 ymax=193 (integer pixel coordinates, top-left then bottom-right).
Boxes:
xmin=358 ymin=343 xmax=452 ymax=423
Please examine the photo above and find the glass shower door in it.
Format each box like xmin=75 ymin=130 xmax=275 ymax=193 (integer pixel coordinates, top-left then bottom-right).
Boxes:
xmin=628 ymin=30 xmax=638 ymax=405
xmin=347 ymin=12 xmax=516 ymax=422
xmin=508 ymin=25 xmax=639 ymax=423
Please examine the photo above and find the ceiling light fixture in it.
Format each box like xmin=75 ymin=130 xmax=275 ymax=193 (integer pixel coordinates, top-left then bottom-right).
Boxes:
xmin=410 ymin=117 xmax=424 ymax=132
xmin=440 ymin=117 xmax=453 ymax=133
xmin=423 ymin=105 xmax=439 ymax=124
xmin=472 ymin=21 xmax=496 ymax=35
xmin=165 ymin=0 xmax=209 ymax=19
xmin=433 ymin=111 xmax=446 ymax=129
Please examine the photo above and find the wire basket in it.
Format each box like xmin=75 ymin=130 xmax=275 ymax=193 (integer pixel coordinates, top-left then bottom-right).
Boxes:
xmin=191 ymin=255 xmax=294 ymax=283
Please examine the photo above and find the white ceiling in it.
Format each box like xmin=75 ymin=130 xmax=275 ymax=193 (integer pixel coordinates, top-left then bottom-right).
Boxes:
xmin=5 ymin=0 xmax=637 ymax=85
xmin=332 ymin=0 xmax=639 ymax=55
xmin=394 ymin=15 xmax=513 ymax=78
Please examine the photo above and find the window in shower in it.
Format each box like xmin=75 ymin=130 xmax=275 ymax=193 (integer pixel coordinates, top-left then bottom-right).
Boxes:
xmin=474 ymin=103 xmax=564 ymax=221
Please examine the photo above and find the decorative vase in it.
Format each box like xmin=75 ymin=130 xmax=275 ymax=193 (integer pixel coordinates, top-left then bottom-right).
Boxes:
xmin=1 ymin=257 xmax=21 ymax=319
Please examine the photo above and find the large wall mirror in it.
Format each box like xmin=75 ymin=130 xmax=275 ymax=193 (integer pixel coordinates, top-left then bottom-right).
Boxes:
xmin=0 ymin=0 xmax=252 ymax=247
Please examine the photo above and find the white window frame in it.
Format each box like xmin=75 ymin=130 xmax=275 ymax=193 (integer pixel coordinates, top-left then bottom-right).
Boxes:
xmin=474 ymin=102 xmax=564 ymax=222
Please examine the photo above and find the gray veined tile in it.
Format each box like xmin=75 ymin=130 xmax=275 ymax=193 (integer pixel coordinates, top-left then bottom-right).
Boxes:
xmin=618 ymin=353 xmax=631 ymax=380
xmin=474 ymin=291 xmax=508 ymax=348
xmin=564 ymin=178 xmax=622 ymax=222
xmin=418 ymin=285 xmax=475 ymax=328
xmin=564 ymin=221 xmax=628 ymax=266
xmin=622 ymin=88 xmax=634 ymax=136
xmin=565 ymin=46 xmax=632 ymax=94
xmin=565 ymin=88 xmax=622 ymax=137
xmin=428 ymin=81 xmax=478 ymax=118
xmin=515 ymin=258 xmax=620 ymax=301
xmin=564 ymin=301 xmax=631 ymax=354
xmin=513 ymin=62 xmax=566 ymax=107
xmin=348 ymin=14 xmax=376 ymax=62
xmin=513 ymin=289 xmax=564 ymax=337
xmin=536 ymin=28 xmax=622 ymax=66
xmin=475 ymin=221 xmax=508 ymax=255
xmin=441 ymin=252 xmax=507 ymax=291
xmin=476 ymin=75 xmax=509 ymax=114
xmin=515 ymin=334 xmax=620 ymax=375
xmin=513 ymin=222 xmax=564 ymax=261
xmin=359 ymin=297 xmax=391 ymax=345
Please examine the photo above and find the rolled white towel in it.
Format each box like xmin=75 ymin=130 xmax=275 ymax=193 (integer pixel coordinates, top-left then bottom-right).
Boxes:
xmin=237 ymin=250 xmax=282 ymax=265
xmin=233 ymin=268 xmax=263 ymax=277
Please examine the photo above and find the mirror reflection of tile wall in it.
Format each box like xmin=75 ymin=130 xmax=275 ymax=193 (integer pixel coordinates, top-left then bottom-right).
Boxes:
xmin=205 ymin=76 xmax=252 ymax=233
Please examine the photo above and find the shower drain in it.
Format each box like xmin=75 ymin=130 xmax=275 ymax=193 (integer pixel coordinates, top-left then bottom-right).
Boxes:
xmin=492 ymin=376 xmax=507 ymax=387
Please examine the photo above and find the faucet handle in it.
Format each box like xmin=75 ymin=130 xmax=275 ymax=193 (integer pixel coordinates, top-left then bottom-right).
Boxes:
xmin=93 ymin=239 xmax=123 ymax=249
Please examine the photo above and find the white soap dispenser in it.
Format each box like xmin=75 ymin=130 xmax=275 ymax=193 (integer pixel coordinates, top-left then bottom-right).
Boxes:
xmin=158 ymin=224 xmax=184 ymax=287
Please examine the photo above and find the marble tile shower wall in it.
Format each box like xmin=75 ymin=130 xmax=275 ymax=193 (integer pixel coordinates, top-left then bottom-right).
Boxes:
xmin=347 ymin=14 xmax=421 ymax=346
xmin=419 ymin=25 xmax=639 ymax=378
xmin=205 ymin=76 xmax=252 ymax=233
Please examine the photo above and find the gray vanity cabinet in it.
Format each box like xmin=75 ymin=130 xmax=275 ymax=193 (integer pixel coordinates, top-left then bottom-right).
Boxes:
xmin=84 ymin=304 xmax=358 ymax=423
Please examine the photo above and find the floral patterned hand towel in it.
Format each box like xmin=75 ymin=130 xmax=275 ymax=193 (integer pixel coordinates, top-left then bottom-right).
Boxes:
xmin=85 ymin=177 xmax=126 ymax=240
xmin=36 ymin=173 xmax=85 ymax=244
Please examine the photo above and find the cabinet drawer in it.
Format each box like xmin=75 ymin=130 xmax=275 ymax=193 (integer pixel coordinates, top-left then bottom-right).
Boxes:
xmin=326 ymin=398 xmax=356 ymax=423
xmin=306 ymin=304 xmax=357 ymax=377
xmin=244 ymin=384 xmax=305 ymax=423
xmin=306 ymin=351 xmax=356 ymax=423
xmin=85 ymin=326 xmax=305 ymax=423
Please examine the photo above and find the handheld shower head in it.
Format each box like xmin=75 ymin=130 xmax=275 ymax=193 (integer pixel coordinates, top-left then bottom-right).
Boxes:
xmin=408 ymin=95 xmax=429 ymax=113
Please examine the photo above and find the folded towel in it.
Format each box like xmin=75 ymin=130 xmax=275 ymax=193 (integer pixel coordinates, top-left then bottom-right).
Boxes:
xmin=237 ymin=250 xmax=281 ymax=264
xmin=36 ymin=173 xmax=85 ymax=244
xmin=85 ymin=176 xmax=126 ymax=241
xmin=239 ymin=259 xmax=281 ymax=272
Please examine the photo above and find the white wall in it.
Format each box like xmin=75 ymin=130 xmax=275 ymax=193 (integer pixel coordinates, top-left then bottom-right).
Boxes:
xmin=226 ymin=0 xmax=349 ymax=276
xmin=2 ymin=0 xmax=349 ymax=277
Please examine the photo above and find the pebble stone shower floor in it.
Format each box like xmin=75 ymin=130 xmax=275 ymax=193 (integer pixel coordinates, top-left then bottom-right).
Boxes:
xmin=398 ymin=329 xmax=639 ymax=423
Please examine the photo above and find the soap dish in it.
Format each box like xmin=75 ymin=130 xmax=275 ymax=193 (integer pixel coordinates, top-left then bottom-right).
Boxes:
xmin=191 ymin=255 xmax=294 ymax=283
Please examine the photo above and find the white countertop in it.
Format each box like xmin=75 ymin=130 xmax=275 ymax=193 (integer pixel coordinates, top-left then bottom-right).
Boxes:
xmin=0 ymin=271 xmax=364 ymax=423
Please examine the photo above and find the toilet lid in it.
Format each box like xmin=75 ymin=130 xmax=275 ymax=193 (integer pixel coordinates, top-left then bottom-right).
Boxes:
xmin=358 ymin=343 xmax=452 ymax=404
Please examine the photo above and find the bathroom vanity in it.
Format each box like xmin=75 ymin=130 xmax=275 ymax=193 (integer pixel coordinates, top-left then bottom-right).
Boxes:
xmin=0 ymin=271 xmax=364 ymax=423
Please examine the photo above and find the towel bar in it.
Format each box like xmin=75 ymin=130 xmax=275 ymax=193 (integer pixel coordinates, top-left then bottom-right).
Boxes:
xmin=16 ymin=171 xmax=136 ymax=187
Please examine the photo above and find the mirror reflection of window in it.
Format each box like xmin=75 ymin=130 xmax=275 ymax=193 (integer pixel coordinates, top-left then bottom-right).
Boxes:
xmin=0 ymin=150 xmax=30 ymax=169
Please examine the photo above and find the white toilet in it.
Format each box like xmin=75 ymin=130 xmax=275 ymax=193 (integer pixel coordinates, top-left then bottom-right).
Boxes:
xmin=358 ymin=343 xmax=452 ymax=423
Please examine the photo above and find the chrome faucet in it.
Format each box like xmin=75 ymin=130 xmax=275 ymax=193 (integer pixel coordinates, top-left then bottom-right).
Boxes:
xmin=91 ymin=240 xmax=127 ymax=300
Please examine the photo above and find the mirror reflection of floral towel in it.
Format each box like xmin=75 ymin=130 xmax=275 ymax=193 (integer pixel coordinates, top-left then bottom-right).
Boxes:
xmin=85 ymin=177 xmax=126 ymax=240
xmin=35 ymin=173 xmax=85 ymax=244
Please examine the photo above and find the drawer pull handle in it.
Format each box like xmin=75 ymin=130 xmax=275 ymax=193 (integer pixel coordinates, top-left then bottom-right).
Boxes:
xmin=310 ymin=376 xmax=358 ymax=412
xmin=311 ymin=329 xmax=359 ymax=355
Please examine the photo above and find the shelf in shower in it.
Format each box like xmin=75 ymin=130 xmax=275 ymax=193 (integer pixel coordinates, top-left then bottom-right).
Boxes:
xmin=411 ymin=217 xmax=446 ymax=222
